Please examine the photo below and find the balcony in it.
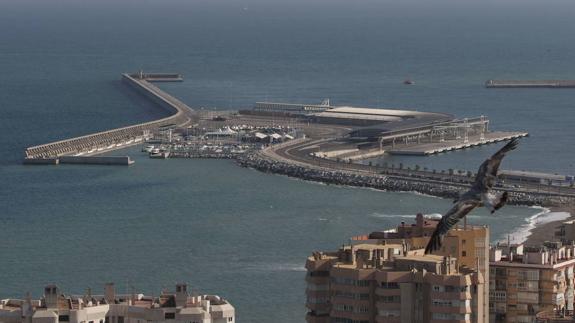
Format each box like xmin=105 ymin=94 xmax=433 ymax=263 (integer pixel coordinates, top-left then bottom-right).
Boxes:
xmin=375 ymin=288 xmax=401 ymax=297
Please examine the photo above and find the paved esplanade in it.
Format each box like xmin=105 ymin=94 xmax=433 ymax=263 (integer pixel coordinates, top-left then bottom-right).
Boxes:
xmin=24 ymin=72 xmax=194 ymax=160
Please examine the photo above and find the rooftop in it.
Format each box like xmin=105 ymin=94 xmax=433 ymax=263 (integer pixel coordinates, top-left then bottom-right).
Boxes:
xmin=0 ymin=284 xmax=232 ymax=312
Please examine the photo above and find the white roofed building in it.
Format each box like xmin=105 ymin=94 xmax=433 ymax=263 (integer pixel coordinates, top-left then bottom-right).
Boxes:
xmin=0 ymin=284 xmax=234 ymax=323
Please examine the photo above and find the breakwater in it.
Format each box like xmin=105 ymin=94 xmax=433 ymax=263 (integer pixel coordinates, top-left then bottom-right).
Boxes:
xmin=236 ymin=151 xmax=574 ymax=207
xmin=486 ymin=80 xmax=575 ymax=88
xmin=24 ymin=73 xmax=194 ymax=162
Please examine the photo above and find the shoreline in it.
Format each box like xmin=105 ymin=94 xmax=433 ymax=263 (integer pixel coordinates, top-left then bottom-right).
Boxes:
xmin=524 ymin=205 xmax=575 ymax=246
xmin=236 ymin=150 xmax=575 ymax=247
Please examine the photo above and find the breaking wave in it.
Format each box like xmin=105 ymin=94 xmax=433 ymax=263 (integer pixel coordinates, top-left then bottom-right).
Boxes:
xmin=370 ymin=213 xmax=443 ymax=220
xmin=502 ymin=207 xmax=570 ymax=244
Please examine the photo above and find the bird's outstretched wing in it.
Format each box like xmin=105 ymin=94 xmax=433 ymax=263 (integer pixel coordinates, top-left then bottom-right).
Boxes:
xmin=424 ymin=200 xmax=478 ymax=254
xmin=472 ymin=138 xmax=519 ymax=192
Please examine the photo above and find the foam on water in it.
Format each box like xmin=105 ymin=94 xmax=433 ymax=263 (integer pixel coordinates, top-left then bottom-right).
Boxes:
xmin=503 ymin=207 xmax=571 ymax=244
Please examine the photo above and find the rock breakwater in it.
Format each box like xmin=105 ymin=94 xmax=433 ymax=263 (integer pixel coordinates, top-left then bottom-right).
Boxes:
xmin=236 ymin=152 xmax=574 ymax=207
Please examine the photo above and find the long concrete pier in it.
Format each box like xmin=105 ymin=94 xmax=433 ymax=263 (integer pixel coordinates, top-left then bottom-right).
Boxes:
xmin=388 ymin=131 xmax=528 ymax=155
xmin=486 ymin=80 xmax=575 ymax=88
xmin=24 ymin=73 xmax=194 ymax=163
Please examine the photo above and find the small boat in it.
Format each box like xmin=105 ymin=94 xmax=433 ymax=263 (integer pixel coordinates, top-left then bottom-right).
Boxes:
xmin=403 ymin=79 xmax=415 ymax=85
xmin=150 ymin=151 xmax=170 ymax=159
xmin=142 ymin=145 xmax=155 ymax=152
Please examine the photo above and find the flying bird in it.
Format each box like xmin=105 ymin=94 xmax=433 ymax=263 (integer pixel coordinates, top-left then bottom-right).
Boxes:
xmin=424 ymin=138 xmax=520 ymax=254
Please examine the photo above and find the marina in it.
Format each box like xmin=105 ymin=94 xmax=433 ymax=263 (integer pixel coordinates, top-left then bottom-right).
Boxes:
xmin=20 ymin=77 xmax=574 ymax=202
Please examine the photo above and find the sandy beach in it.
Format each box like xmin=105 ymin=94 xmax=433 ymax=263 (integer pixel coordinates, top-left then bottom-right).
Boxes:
xmin=524 ymin=205 xmax=575 ymax=246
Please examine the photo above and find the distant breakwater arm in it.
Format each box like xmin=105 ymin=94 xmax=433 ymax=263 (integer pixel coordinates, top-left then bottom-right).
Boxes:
xmin=24 ymin=73 xmax=195 ymax=160
xmin=485 ymin=80 xmax=575 ymax=88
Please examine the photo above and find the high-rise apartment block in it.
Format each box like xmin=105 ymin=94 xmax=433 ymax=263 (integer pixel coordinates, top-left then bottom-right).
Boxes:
xmin=490 ymin=241 xmax=575 ymax=322
xmin=306 ymin=214 xmax=490 ymax=323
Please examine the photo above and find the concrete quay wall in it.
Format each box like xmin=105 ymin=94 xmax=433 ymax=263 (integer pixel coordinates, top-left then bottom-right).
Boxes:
xmin=24 ymin=74 xmax=193 ymax=160
xmin=236 ymin=152 xmax=574 ymax=207
xmin=59 ymin=156 xmax=134 ymax=165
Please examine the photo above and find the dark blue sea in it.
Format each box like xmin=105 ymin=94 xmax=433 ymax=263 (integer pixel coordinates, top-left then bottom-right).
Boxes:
xmin=1 ymin=0 xmax=575 ymax=321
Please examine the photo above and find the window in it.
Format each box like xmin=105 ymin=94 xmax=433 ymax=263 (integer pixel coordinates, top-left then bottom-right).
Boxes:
xmin=333 ymin=304 xmax=353 ymax=312
xmin=334 ymin=291 xmax=369 ymax=300
xmin=331 ymin=277 xmax=370 ymax=287
xmin=462 ymin=251 xmax=467 ymax=257
xmin=354 ymin=306 xmax=369 ymax=314
xmin=379 ymin=295 xmax=401 ymax=303
xmin=118 ymin=316 xmax=124 ymax=323
xmin=380 ymin=282 xmax=399 ymax=289
xmin=462 ymin=239 xmax=466 ymax=245
xmin=432 ymin=299 xmax=460 ymax=307
xmin=59 ymin=316 xmax=70 ymax=322
xmin=164 ymin=313 xmax=176 ymax=320
xmin=445 ymin=285 xmax=468 ymax=292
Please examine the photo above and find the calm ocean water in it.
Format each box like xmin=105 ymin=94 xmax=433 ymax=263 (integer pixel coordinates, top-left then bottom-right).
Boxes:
xmin=1 ymin=1 xmax=575 ymax=322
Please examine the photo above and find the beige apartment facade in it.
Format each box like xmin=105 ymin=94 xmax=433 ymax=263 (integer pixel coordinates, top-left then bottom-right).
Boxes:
xmin=0 ymin=283 xmax=234 ymax=323
xmin=306 ymin=214 xmax=490 ymax=323
xmin=490 ymin=242 xmax=575 ymax=322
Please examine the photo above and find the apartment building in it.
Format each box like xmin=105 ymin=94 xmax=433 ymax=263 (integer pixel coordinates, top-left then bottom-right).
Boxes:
xmin=306 ymin=214 xmax=489 ymax=323
xmin=556 ymin=220 xmax=575 ymax=244
xmin=490 ymin=241 xmax=575 ymax=322
xmin=0 ymin=283 xmax=234 ymax=323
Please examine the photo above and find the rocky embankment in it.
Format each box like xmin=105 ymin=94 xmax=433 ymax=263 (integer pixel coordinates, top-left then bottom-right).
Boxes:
xmin=236 ymin=151 xmax=574 ymax=207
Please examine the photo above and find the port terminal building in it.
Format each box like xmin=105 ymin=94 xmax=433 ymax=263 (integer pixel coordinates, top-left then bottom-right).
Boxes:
xmin=243 ymin=101 xmax=496 ymax=143
xmin=247 ymin=101 xmax=454 ymax=128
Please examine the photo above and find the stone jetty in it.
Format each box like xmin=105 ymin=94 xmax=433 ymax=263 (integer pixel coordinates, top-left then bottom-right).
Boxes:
xmin=236 ymin=151 xmax=574 ymax=207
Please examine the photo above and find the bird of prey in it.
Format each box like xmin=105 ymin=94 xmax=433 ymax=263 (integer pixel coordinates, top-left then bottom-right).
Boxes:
xmin=424 ymin=138 xmax=520 ymax=254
